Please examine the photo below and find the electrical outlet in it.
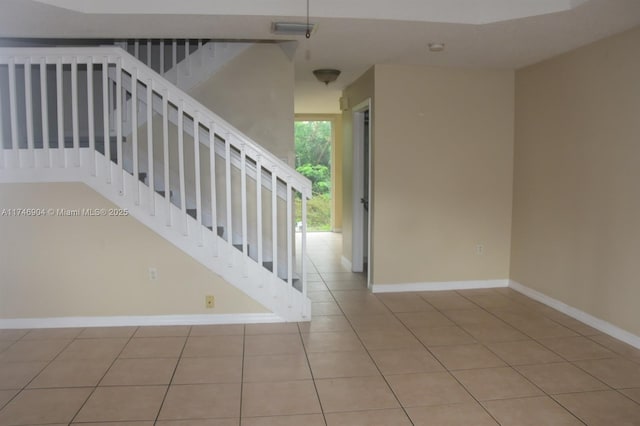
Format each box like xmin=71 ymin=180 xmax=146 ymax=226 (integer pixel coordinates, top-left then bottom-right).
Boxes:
xmin=205 ymin=295 xmax=215 ymax=308
xmin=476 ymin=244 xmax=484 ymax=255
xmin=149 ymin=267 xmax=158 ymax=280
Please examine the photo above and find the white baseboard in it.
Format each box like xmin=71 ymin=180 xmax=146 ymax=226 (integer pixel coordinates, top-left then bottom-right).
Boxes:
xmin=341 ymin=256 xmax=353 ymax=272
xmin=0 ymin=313 xmax=284 ymax=329
xmin=371 ymin=279 xmax=509 ymax=293
xmin=509 ymin=280 xmax=640 ymax=350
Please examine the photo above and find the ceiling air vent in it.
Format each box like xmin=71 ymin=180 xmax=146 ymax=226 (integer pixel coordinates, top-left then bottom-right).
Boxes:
xmin=271 ymin=22 xmax=316 ymax=36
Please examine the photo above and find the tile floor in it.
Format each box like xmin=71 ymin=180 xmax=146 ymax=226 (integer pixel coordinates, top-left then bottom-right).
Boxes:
xmin=1 ymin=232 xmax=640 ymax=425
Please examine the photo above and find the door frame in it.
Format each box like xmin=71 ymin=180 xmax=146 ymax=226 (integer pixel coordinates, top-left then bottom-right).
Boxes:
xmin=351 ymin=98 xmax=372 ymax=287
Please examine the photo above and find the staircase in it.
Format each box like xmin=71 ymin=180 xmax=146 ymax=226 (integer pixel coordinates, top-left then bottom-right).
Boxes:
xmin=0 ymin=45 xmax=312 ymax=322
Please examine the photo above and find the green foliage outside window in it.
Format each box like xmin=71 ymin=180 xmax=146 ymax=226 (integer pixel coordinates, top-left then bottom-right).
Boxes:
xmin=295 ymin=121 xmax=332 ymax=231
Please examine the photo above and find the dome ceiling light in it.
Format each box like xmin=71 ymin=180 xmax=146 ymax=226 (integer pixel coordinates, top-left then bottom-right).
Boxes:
xmin=313 ymin=69 xmax=341 ymax=85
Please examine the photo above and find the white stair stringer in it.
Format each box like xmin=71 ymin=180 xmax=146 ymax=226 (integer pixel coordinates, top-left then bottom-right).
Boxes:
xmin=0 ymin=148 xmax=311 ymax=322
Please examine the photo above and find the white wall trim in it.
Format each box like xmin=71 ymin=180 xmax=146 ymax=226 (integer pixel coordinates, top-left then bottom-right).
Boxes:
xmin=509 ymin=280 xmax=640 ymax=350
xmin=371 ymin=279 xmax=509 ymax=293
xmin=0 ymin=313 xmax=284 ymax=329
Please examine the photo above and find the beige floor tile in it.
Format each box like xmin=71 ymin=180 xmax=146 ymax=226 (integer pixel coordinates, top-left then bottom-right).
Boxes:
xmin=0 ymin=389 xmax=18 ymax=409
xmin=370 ymin=348 xmax=444 ymax=375
xmin=574 ymin=357 xmax=640 ymax=388
xmin=620 ymin=387 xmax=640 ymax=404
xmin=100 ymin=358 xmax=178 ymax=385
xmin=377 ymin=294 xmax=435 ymax=312
xmin=453 ymin=367 xmax=544 ymax=401
xmin=173 ymin=356 xmax=242 ymax=384
xmin=0 ymin=340 xmax=13 ymax=352
xmin=0 ymin=339 xmax=71 ymax=362
xmin=325 ymin=408 xmax=412 ymax=425
xmin=420 ymin=292 xmax=476 ymax=310
xmin=75 ymin=386 xmax=167 ymax=422
xmin=324 ymin=281 xmax=368 ymax=291
xmin=512 ymin=322 xmax=579 ymax=339
xmin=243 ymin=353 xmax=311 ymax=382
xmin=307 ymin=291 xmax=336 ymax=303
xmin=385 ymin=372 xmax=474 ymax=407
xmin=182 ymin=335 xmax=243 ymax=357
xmin=395 ymin=311 xmax=454 ymax=329
xmin=244 ymin=334 xmax=304 ymax=356
xmin=0 ymin=361 xmax=47 ymax=389
xmin=28 ymin=359 xmax=112 ymax=388
xmin=406 ymin=402 xmax=499 ymax=426
xmin=120 ymin=337 xmax=186 ymax=358
xmin=189 ymin=324 xmax=244 ymax=336
xmin=516 ymin=362 xmax=608 ymax=394
xmin=56 ymin=338 xmax=129 ymax=361
xmin=338 ymin=300 xmax=390 ymax=315
xmin=589 ymin=334 xmax=640 ymax=362
xmin=158 ymin=383 xmax=241 ymax=420
xmin=156 ymin=419 xmax=238 ymax=426
xmin=74 ymin=422 xmax=155 ymax=426
xmin=441 ymin=309 xmax=503 ymax=326
xmin=430 ymin=344 xmax=507 ymax=371
xmin=357 ymin=330 xmax=423 ymax=351
xmin=539 ymin=336 xmax=616 ymax=361
xmin=487 ymin=340 xmax=563 ymax=366
xmin=347 ymin=314 xmax=405 ymax=333
xmin=413 ymin=326 xmax=477 ymax=347
xmin=316 ymin=376 xmax=398 ymax=413
xmin=77 ymin=326 xmax=138 ymax=339
xmin=554 ymin=390 xmax=640 ymax=426
xmin=308 ymin=351 xmax=379 ymax=379
xmin=306 ymin=281 xmax=329 ymax=291
xmin=311 ymin=301 xmax=344 ymax=316
xmin=245 ymin=323 xmax=300 ymax=335
xmin=134 ymin=326 xmax=191 ymax=337
xmin=483 ymin=395 xmax=583 ymax=425
xmin=0 ymin=330 xmax=29 ymax=341
xmin=461 ymin=323 xmax=529 ymax=343
xmin=302 ymin=331 xmax=364 ymax=353
xmin=298 ymin=315 xmax=351 ymax=333
xmin=22 ymin=328 xmax=84 ymax=340
xmin=462 ymin=293 xmax=515 ymax=309
xmin=0 ymin=388 xmax=91 ymax=425
xmin=242 ymin=380 xmax=321 ymax=417
xmin=241 ymin=413 xmax=325 ymax=426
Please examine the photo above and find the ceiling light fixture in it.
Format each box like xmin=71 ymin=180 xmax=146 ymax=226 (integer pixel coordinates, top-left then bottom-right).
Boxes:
xmin=428 ymin=43 xmax=445 ymax=52
xmin=313 ymin=69 xmax=341 ymax=85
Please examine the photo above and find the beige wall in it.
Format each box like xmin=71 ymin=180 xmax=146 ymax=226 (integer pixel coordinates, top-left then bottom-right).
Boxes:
xmin=373 ymin=64 xmax=514 ymax=285
xmin=0 ymin=183 xmax=268 ymax=319
xmin=511 ymin=26 xmax=640 ymax=336
xmin=192 ymin=44 xmax=295 ymax=166
xmin=341 ymin=68 xmax=375 ymax=263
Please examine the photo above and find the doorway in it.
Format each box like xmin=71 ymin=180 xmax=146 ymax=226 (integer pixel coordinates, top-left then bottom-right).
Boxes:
xmin=294 ymin=120 xmax=333 ymax=232
xmin=352 ymin=100 xmax=371 ymax=286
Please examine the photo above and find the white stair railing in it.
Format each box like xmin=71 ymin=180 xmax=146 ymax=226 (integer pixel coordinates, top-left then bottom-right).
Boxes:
xmin=0 ymin=46 xmax=311 ymax=321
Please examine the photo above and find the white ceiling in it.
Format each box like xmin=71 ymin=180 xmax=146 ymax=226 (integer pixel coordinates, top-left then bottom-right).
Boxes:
xmin=1 ymin=0 xmax=639 ymax=113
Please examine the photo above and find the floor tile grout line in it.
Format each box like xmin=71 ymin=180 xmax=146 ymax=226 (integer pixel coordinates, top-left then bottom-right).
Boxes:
xmin=152 ymin=326 xmax=192 ymax=424
xmin=297 ymin=320 xmax=329 ymax=426
xmin=310 ymin=256 xmax=417 ymax=426
xmin=68 ymin=325 xmax=141 ymax=424
xmin=238 ymin=324 xmax=246 ymax=425
xmin=379 ymin=298 xmax=505 ymax=426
